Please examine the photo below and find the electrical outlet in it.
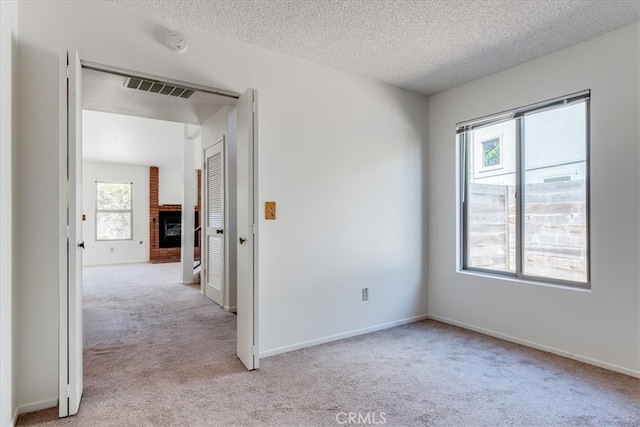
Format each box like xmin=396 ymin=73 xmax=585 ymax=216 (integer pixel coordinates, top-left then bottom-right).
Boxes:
xmin=362 ymin=288 xmax=369 ymax=301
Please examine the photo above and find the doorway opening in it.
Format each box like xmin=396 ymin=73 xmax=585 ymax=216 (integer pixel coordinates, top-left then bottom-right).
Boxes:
xmin=60 ymin=52 xmax=259 ymax=417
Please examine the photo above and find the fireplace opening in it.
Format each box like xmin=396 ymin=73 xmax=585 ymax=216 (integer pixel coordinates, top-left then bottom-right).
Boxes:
xmin=157 ymin=210 xmax=201 ymax=249
xmin=159 ymin=211 xmax=181 ymax=248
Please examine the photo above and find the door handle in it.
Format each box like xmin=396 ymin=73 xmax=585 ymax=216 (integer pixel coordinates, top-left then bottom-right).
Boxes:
xmin=216 ymin=229 xmax=223 ymax=234
xmin=239 ymin=238 xmax=246 ymax=244
xmin=78 ymin=241 xmax=85 ymax=249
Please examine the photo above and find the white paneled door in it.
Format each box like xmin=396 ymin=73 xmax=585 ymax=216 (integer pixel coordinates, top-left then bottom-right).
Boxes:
xmin=236 ymin=89 xmax=258 ymax=370
xmin=60 ymin=49 xmax=84 ymax=417
xmin=204 ymin=139 xmax=225 ymax=307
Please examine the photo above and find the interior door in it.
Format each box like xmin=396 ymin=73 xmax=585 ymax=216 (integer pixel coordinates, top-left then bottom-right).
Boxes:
xmin=236 ymin=89 xmax=258 ymax=370
xmin=59 ymin=49 xmax=83 ymax=417
xmin=203 ymin=139 xmax=225 ymax=307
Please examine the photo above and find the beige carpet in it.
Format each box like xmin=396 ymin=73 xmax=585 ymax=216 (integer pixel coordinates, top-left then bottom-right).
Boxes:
xmin=18 ymin=262 xmax=640 ymax=426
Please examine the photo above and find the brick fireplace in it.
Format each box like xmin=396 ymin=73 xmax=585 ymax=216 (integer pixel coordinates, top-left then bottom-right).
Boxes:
xmin=149 ymin=166 xmax=201 ymax=263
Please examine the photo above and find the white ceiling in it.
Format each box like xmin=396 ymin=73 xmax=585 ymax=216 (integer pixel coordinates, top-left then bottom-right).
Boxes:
xmin=83 ymin=110 xmax=187 ymax=169
xmin=109 ymin=0 xmax=640 ymax=95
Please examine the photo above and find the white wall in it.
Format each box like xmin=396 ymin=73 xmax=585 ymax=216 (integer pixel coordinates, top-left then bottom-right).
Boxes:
xmin=158 ymin=167 xmax=183 ymax=205
xmin=82 ymin=161 xmax=150 ymax=266
xmin=15 ymin=0 xmax=428 ymax=408
xmin=428 ymin=23 xmax=640 ymax=376
xmin=0 ymin=2 xmax=17 ymax=424
xmin=202 ymin=107 xmax=237 ymax=310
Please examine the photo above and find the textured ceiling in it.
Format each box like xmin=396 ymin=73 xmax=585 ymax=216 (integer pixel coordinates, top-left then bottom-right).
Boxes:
xmin=110 ymin=0 xmax=640 ymax=95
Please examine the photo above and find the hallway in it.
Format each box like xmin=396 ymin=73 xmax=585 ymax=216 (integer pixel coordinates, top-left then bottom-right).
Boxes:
xmin=20 ymin=262 xmax=246 ymax=425
xmin=82 ymin=263 xmax=243 ymax=395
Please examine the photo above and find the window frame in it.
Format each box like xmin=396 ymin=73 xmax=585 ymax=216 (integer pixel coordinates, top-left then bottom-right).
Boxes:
xmin=95 ymin=181 xmax=134 ymax=242
xmin=458 ymin=90 xmax=591 ymax=289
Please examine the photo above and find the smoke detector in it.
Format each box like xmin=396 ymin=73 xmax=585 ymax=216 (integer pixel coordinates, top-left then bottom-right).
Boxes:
xmin=165 ymin=31 xmax=188 ymax=53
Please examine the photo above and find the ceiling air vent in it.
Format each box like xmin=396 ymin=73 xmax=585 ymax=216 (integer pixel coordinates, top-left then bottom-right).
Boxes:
xmin=124 ymin=77 xmax=195 ymax=99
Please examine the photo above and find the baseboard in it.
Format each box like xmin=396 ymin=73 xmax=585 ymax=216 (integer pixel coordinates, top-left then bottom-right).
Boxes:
xmin=15 ymin=398 xmax=57 ymax=420
xmin=83 ymin=260 xmax=148 ymax=267
xmin=224 ymin=305 xmax=237 ymax=313
xmin=428 ymin=314 xmax=640 ymax=379
xmin=180 ymin=281 xmax=194 ymax=285
xmin=11 ymin=407 xmax=18 ymax=427
xmin=260 ymin=314 xmax=429 ymax=358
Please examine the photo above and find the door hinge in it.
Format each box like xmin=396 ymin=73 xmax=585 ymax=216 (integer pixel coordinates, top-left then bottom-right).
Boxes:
xmin=66 ymin=384 xmax=70 ymax=398
xmin=66 ymin=65 xmax=70 ymax=79
xmin=252 ymin=102 xmax=255 ymax=113
xmin=66 ymin=225 xmax=70 ymax=239
xmin=252 ymin=224 xmax=256 ymax=234
xmin=253 ymin=346 xmax=257 ymax=356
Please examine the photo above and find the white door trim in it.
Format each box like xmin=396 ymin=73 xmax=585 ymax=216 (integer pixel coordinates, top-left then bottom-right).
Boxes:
xmin=251 ymin=90 xmax=260 ymax=370
xmin=58 ymin=48 xmax=70 ymax=420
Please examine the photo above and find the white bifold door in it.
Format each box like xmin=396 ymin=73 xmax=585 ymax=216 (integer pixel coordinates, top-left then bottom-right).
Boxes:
xmin=203 ymin=139 xmax=225 ymax=307
xmin=60 ymin=49 xmax=83 ymax=417
xmin=236 ymin=89 xmax=258 ymax=370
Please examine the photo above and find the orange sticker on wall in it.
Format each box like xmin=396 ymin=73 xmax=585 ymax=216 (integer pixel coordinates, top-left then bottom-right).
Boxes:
xmin=265 ymin=202 xmax=276 ymax=220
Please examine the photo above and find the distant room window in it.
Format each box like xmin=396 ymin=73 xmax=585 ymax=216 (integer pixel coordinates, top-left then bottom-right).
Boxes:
xmin=458 ymin=91 xmax=590 ymax=287
xmin=96 ymin=182 xmax=133 ymax=241
xmin=481 ymin=138 xmax=501 ymax=168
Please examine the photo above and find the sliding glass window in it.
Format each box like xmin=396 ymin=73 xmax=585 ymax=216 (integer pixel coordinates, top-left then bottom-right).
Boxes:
xmin=459 ymin=91 xmax=590 ymax=287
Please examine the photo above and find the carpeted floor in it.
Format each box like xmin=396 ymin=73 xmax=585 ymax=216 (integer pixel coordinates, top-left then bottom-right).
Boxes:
xmin=18 ymin=262 xmax=640 ymax=426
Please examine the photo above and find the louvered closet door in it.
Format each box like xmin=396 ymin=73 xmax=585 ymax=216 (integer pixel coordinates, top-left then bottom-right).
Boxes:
xmin=204 ymin=140 xmax=224 ymax=307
